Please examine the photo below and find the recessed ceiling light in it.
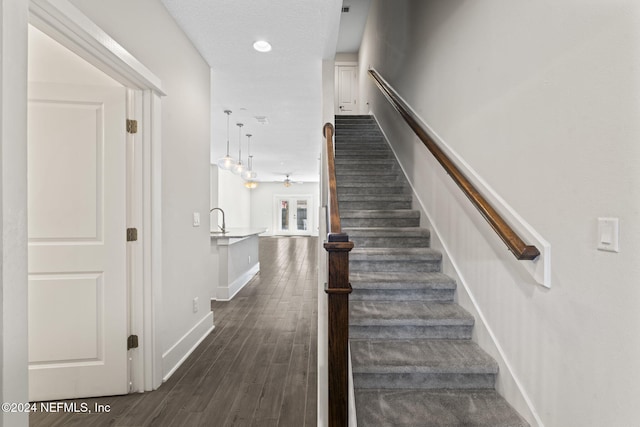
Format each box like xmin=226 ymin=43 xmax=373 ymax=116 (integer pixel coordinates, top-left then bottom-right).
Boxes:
xmin=253 ymin=40 xmax=272 ymax=53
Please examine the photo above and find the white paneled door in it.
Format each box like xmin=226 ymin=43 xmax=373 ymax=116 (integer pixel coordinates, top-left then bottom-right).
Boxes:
xmin=337 ymin=65 xmax=358 ymax=115
xmin=27 ymin=83 xmax=128 ymax=401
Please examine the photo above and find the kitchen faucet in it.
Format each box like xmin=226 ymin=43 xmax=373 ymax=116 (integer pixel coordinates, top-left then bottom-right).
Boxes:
xmin=210 ymin=208 xmax=226 ymax=233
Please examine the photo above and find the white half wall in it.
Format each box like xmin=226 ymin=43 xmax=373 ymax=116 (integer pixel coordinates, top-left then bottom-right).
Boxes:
xmin=69 ymin=0 xmax=214 ymax=382
xmin=359 ymin=2 xmax=640 ymax=426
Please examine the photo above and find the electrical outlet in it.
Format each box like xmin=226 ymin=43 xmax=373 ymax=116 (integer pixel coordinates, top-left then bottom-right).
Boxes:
xmin=192 ymin=297 xmax=199 ymax=313
xmin=193 ymin=212 xmax=200 ymax=227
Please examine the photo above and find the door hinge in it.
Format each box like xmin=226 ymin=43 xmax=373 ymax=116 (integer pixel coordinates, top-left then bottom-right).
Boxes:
xmin=126 ymin=228 xmax=138 ymax=242
xmin=127 ymin=335 xmax=139 ymax=350
xmin=126 ymin=119 xmax=138 ymax=134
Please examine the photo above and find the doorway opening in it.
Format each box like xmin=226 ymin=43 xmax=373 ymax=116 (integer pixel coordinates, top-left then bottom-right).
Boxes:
xmin=27 ymin=24 xmax=130 ymax=401
xmin=275 ymin=196 xmax=313 ymax=236
xmin=335 ymin=64 xmax=358 ymax=115
xmin=26 ymin=0 xmax=165 ymax=399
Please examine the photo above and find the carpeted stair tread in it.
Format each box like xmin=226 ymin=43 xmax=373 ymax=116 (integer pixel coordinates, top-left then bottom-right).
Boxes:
xmin=342 ymin=209 xmax=419 ymax=218
xmin=341 ymin=210 xmax=420 ymax=227
xmin=355 ymin=389 xmax=529 ymax=427
xmin=345 ymin=227 xmax=430 ymax=237
xmin=350 ymin=247 xmax=440 ymax=260
xmin=351 ymin=339 xmax=498 ymax=375
xmin=350 ymin=271 xmax=456 ymax=290
xmin=335 ymin=115 xmax=528 ymax=425
xmin=350 ymin=301 xmax=473 ymax=327
xmin=350 ymin=272 xmax=457 ymax=302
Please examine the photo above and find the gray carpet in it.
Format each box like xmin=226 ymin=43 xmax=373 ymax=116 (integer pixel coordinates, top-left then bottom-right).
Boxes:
xmin=335 ymin=115 xmax=528 ymax=427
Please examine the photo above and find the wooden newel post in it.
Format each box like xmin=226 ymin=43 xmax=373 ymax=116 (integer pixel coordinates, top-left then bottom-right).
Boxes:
xmin=325 ymin=232 xmax=353 ymax=427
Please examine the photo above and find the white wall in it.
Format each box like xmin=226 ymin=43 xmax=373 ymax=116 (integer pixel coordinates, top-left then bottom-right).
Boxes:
xmin=317 ymin=58 xmax=335 ymax=427
xmin=217 ymin=168 xmax=251 ymax=229
xmin=28 ymin=26 xmax=121 ymax=86
xmin=1 ymin=0 xmax=29 ymax=425
xmin=250 ymin=182 xmax=319 ymax=236
xmin=359 ymin=1 xmax=640 ymax=426
xmin=69 ymin=0 xmax=214 ymax=380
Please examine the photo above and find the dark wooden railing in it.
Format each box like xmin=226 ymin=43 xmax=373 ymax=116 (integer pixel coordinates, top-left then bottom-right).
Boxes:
xmin=323 ymin=123 xmax=353 ymax=427
xmin=368 ymin=69 xmax=540 ymax=261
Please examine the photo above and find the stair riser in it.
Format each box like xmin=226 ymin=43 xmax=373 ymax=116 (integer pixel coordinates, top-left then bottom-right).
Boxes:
xmin=336 ymin=164 xmax=398 ymax=171
xmin=340 ymin=201 xmax=413 ymax=210
xmin=350 ymin=288 xmax=454 ymax=302
xmin=338 ymin=195 xmax=412 ymax=203
xmin=335 ymin=129 xmax=379 ymax=134
xmin=349 ymin=237 xmax=431 ymax=248
xmin=336 ymin=122 xmax=377 ymax=126
xmin=351 ymin=260 xmax=439 ymax=272
xmin=336 ymin=143 xmax=386 ymax=149
xmin=336 ymin=175 xmax=405 ymax=184
xmin=337 ymin=150 xmax=392 ymax=157
xmin=338 ymin=187 xmax=410 ymax=196
xmin=342 ymin=218 xmax=420 ymax=227
xmin=350 ymin=325 xmax=473 ymax=340
xmin=353 ymin=373 xmax=496 ymax=390
xmin=336 ymin=133 xmax=383 ymax=140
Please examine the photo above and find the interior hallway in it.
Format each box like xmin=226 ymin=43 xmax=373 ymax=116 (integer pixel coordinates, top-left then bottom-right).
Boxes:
xmin=30 ymin=236 xmax=318 ymax=427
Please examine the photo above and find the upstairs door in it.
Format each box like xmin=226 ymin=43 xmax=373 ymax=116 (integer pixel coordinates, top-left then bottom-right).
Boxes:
xmin=276 ymin=197 xmax=312 ymax=235
xmin=336 ymin=65 xmax=358 ymax=115
xmin=27 ymin=82 xmax=129 ymax=401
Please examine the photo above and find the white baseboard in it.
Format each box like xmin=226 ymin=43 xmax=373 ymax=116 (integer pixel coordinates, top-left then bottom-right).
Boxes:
xmin=161 ymin=311 xmax=214 ymax=382
xmin=215 ymin=262 xmax=260 ymax=301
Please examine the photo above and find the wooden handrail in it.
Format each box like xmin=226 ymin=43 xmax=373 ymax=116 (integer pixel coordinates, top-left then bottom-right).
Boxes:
xmin=324 ymin=123 xmax=343 ymax=235
xmin=323 ymin=122 xmax=353 ymax=427
xmin=368 ymin=69 xmax=540 ymax=261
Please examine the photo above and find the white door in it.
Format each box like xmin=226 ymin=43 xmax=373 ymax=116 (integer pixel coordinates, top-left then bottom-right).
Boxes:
xmin=337 ymin=65 xmax=358 ymax=115
xmin=276 ymin=197 xmax=312 ymax=235
xmin=27 ymin=82 xmax=128 ymax=401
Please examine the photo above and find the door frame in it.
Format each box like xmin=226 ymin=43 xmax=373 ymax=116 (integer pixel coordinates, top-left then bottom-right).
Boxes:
xmin=273 ymin=194 xmax=314 ymax=236
xmin=28 ymin=0 xmax=165 ymax=393
xmin=334 ymin=61 xmax=359 ymax=115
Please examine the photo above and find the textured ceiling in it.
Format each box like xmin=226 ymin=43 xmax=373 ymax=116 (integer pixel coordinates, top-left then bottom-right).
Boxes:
xmin=337 ymin=0 xmax=372 ymax=53
xmin=160 ymin=0 xmax=343 ymax=183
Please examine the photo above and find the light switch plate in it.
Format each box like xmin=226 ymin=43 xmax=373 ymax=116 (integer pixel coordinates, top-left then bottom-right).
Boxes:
xmin=597 ymin=217 xmax=619 ymax=252
xmin=193 ymin=212 xmax=200 ymax=227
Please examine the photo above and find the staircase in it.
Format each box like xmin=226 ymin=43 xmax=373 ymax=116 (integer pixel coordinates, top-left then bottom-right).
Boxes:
xmin=334 ymin=115 xmax=528 ymax=427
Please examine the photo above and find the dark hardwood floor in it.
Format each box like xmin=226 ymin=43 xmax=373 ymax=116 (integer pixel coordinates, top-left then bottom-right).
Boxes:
xmin=30 ymin=236 xmax=318 ymax=427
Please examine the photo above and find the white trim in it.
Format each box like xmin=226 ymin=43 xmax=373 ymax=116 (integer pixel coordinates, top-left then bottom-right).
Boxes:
xmin=29 ymin=0 xmax=164 ymax=94
xmin=161 ymin=311 xmax=214 ymax=382
xmin=335 ymin=61 xmax=358 ymax=66
xmin=28 ymin=0 xmax=165 ymax=393
xmin=215 ymin=262 xmax=260 ymax=301
xmin=370 ymin=70 xmax=551 ymax=288
xmin=373 ymin=113 xmax=544 ymax=427
xmin=146 ymin=91 xmax=164 ymax=390
xmin=272 ymin=194 xmax=314 ymax=236
xmin=1 ymin=0 xmax=30 ymax=425
xmin=348 ymin=344 xmax=358 ymax=427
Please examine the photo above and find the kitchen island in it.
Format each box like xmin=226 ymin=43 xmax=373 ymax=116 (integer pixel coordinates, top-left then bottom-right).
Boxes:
xmin=210 ymin=228 xmax=266 ymax=300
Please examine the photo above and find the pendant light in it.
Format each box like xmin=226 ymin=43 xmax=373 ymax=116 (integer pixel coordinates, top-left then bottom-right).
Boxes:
xmin=244 ymin=178 xmax=257 ymax=189
xmin=216 ymin=110 xmax=236 ymax=170
xmin=242 ymin=134 xmax=257 ymax=181
xmin=232 ymin=123 xmax=245 ymax=175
